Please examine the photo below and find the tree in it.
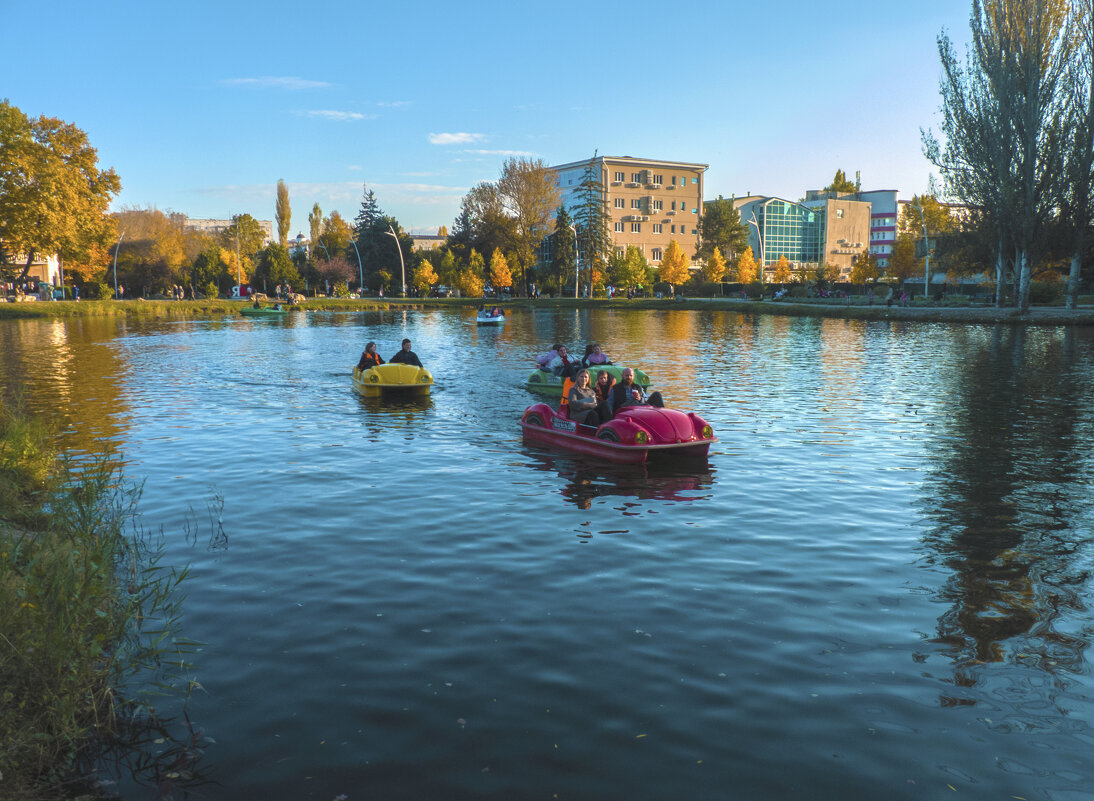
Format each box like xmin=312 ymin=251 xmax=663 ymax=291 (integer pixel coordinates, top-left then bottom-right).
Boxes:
xmin=658 ymin=239 xmax=690 ymax=293
xmin=449 ymin=181 xmax=517 ymax=266
xmin=190 ymin=245 xmax=232 ymax=293
xmin=572 ymin=154 xmax=613 ymax=287
xmin=318 ymin=211 xmax=353 ymax=260
xmin=550 ymin=205 xmax=576 ymax=292
xmin=0 ymin=100 xmax=121 ymax=281
xmin=850 ymin=249 xmax=880 ymax=284
xmin=221 ymin=213 xmax=267 ymax=260
xmin=276 ymin=179 xmax=291 ymax=246
xmin=736 ymin=247 xmax=758 ymax=284
xmin=317 ymin=256 xmax=356 ymax=289
xmin=825 ymin=169 xmax=858 ymax=194
xmin=437 ymin=250 xmax=458 ymax=286
xmin=773 ymin=254 xmax=792 ymax=283
xmin=610 ymin=245 xmax=650 ymax=290
xmin=697 ymin=196 xmax=749 ymax=262
xmin=437 ymin=225 xmax=448 ymax=237
xmin=454 ymin=267 xmax=484 ymax=297
xmin=252 ymin=243 xmax=301 ymax=292
xmin=112 ymin=207 xmax=189 ymax=296
xmin=1059 ymin=2 xmax=1094 ymax=308
xmin=412 ymin=259 xmax=439 ymax=293
xmin=308 ymin=203 xmax=322 ymax=259
xmin=495 ymin=157 xmax=561 ymax=294
xmin=888 ymin=235 xmax=921 ymax=282
xmin=488 ymin=248 xmax=512 ymax=290
xmin=702 ymin=247 xmax=727 ymax=284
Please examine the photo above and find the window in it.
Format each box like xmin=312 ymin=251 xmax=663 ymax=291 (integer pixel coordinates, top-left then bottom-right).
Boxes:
xmin=631 ymin=223 xmax=642 ymax=233
xmin=651 ymin=248 xmax=663 ymax=261
xmin=671 ymin=225 xmax=676 ymax=234
xmin=692 ymin=177 xmax=698 ymax=184
xmin=671 ymin=176 xmax=677 ymax=186
xmin=614 ymin=171 xmax=625 ymax=182
xmin=631 ymin=172 xmax=641 ymax=182
xmin=631 ymin=199 xmax=641 ymax=209
xmin=836 ymin=209 xmax=844 ymax=218
xmin=653 ymin=223 xmax=662 ymax=233
xmin=614 ymin=198 xmax=624 ymax=208
xmin=615 ymin=247 xmax=625 ymax=257
xmin=653 ymin=173 xmax=663 ymax=184
xmin=692 ymin=207 xmax=697 ymax=213
xmin=614 ymin=222 xmax=624 ymax=232
xmin=671 ymin=201 xmax=677 ymax=210
xmin=653 ymin=200 xmax=662 ymax=210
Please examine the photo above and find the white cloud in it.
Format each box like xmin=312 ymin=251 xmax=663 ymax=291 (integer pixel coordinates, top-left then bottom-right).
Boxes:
xmin=429 ymin=132 xmax=486 ymax=145
xmin=222 ymin=76 xmax=331 ymax=90
xmin=304 ymin=110 xmax=374 ymax=121
xmin=379 ymin=100 xmax=412 ymax=108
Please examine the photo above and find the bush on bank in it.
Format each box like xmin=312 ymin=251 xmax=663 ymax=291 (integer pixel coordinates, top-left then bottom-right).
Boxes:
xmin=0 ymin=402 xmax=201 ymax=799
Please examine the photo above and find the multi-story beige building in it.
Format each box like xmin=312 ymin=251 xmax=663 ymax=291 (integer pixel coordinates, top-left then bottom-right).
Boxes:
xmin=552 ymin=156 xmax=707 ymax=268
xmin=185 ymin=217 xmax=274 ymax=246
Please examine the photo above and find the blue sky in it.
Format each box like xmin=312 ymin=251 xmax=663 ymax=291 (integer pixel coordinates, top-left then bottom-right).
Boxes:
xmin=5 ymin=0 xmax=972 ymax=234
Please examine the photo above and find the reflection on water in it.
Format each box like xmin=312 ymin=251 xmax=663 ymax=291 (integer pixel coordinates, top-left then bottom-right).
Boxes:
xmin=521 ymin=447 xmax=715 ymax=511
xmin=5 ymin=310 xmax=1094 ymax=800
xmin=921 ymin=327 xmax=1094 ymax=683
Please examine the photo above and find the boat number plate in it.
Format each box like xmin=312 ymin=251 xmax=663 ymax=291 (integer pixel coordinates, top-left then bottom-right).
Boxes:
xmin=552 ymin=418 xmax=577 ymax=433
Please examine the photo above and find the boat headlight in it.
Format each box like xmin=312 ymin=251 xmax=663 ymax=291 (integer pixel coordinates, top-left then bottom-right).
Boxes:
xmin=634 ymin=430 xmax=649 ymax=445
xmin=419 ymin=374 xmax=431 ymax=383
xmin=701 ymin=425 xmax=712 ymax=439
xmin=368 ymin=374 xmax=379 ymax=383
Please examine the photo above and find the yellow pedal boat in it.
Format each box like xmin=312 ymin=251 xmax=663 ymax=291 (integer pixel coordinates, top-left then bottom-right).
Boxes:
xmin=352 ymin=363 xmax=434 ymax=397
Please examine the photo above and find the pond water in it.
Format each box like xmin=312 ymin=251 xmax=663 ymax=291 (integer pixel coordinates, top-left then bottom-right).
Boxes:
xmin=3 ymin=308 xmax=1094 ymax=800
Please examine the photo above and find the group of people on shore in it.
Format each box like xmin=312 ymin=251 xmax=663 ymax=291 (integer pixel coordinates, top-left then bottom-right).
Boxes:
xmin=356 ymin=339 xmax=424 ymax=370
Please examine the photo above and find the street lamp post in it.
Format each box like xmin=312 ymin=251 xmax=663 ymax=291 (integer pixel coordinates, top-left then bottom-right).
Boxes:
xmin=747 ymin=212 xmax=765 ymax=285
xmin=112 ymin=233 xmax=125 ymax=299
xmin=915 ymin=201 xmax=930 ymax=300
xmin=568 ymin=223 xmax=579 ymax=299
xmin=385 ymin=224 xmax=406 ymax=296
xmin=350 ymin=239 xmax=364 ymax=294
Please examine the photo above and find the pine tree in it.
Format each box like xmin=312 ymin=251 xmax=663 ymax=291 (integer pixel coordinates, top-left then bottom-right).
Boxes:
xmin=551 ymin=205 xmax=576 ymax=292
xmin=573 ymin=154 xmax=613 ymax=288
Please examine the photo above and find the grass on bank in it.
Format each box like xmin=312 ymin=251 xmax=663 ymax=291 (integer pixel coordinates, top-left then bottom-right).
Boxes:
xmin=0 ymin=401 xmax=201 ymax=799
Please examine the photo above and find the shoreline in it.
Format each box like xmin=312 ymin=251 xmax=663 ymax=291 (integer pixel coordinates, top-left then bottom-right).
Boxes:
xmin=2 ymin=296 xmax=1093 ymax=326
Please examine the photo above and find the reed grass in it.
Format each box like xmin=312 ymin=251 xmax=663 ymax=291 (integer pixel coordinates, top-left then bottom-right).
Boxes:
xmin=0 ymin=401 xmax=201 ymax=799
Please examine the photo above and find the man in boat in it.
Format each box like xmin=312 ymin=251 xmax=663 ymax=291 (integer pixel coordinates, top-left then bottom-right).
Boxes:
xmin=610 ymin=368 xmax=663 ymax=414
xmin=390 ymin=338 xmax=423 ymax=367
xmin=547 ymin=345 xmax=578 ymax=379
xmin=535 ymin=344 xmax=561 ymax=370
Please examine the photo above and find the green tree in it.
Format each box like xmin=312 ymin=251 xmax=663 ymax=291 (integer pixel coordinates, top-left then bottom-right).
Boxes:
xmin=221 ymin=213 xmax=267 ymax=260
xmin=658 ymin=239 xmax=690 ymax=293
xmin=697 ymin=196 xmax=749 ymax=262
xmin=825 ymin=169 xmax=858 ymax=194
xmin=702 ymin=247 xmax=727 ymax=284
xmin=189 ymin=245 xmax=230 ymax=294
xmin=0 ymin=100 xmax=121 ymax=281
xmin=888 ymin=235 xmax=921 ymax=282
xmin=550 ymin=205 xmax=576 ymax=292
xmin=573 ymin=154 xmax=613 ymax=286
xmin=308 ymin=203 xmax=323 ymax=259
xmin=609 ymin=245 xmax=649 ymax=290
xmin=275 ymin=179 xmax=291 ymax=246
xmin=318 ymin=211 xmax=353 ymax=260
xmin=112 ymin=207 xmax=189 ymax=296
xmin=468 ymin=248 xmax=485 ymax=279
xmin=252 ymin=243 xmax=301 ymax=292
xmin=736 ymin=247 xmax=758 ymax=284
xmin=449 ymin=181 xmax=517 ymax=266
xmin=437 ymin=250 xmax=458 ymax=286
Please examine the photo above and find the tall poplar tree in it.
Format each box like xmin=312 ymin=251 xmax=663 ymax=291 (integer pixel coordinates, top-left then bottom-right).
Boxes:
xmin=308 ymin=203 xmax=323 ymax=260
xmin=275 ymin=179 xmax=291 ymax=246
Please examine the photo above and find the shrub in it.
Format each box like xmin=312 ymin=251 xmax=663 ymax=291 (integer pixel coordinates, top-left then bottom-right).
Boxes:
xmin=1030 ymin=281 xmax=1063 ymax=305
xmin=203 ymin=281 xmax=219 ymax=300
xmin=96 ymin=282 xmax=113 ymax=300
xmin=334 ymin=280 xmax=351 ymax=298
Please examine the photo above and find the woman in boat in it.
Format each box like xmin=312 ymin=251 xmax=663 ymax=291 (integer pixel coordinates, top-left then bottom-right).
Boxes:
xmin=567 ymin=369 xmax=602 ymax=427
xmin=548 ymin=345 xmax=578 ymax=379
xmin=536 ymin=343 xmax=562 ymax=370
xmin=593 ymin=369 xmax=615 ymax=420
xmin=582 ymin=343 xmax=610 ymax=367
xmin=357 ymin=342 xmax=384 ymax=370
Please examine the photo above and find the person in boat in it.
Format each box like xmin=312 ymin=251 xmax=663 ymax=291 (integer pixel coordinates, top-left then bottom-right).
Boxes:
xmin=593 ymin=369 xmax=615 ymax=420
xmin=548 ymin=345 xmax=579 ymax=379
xmin=357 ymin=342 xmax=384 ymax=370
xmin=536 ymin=344 xmax=562 ymax=371
xmin=567 ymin=369 xmax=603 ymax=427
xmin=390 ymin=338 xmax=423 ymax=367
xmin=273 ymin=303 xmax=282 ymax=310
xmin=491 ymin=306 xmax=501 ymax=317
xmin=252 ymin=298 xmax=261 ymax=308
xmin=610 ymin=368 xmax=663 ymax=414
xmin=582 ymin=343 xmax=610 ymax=367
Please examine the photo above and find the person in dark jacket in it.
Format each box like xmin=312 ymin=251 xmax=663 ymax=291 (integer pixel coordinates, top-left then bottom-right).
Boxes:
xmin=390 ymin=338 xmax=423 ymax=367
xmin=357 ymin=342 xmax=384 ymax=370
xmin=610 ymin=368 xmax=663 ymax=414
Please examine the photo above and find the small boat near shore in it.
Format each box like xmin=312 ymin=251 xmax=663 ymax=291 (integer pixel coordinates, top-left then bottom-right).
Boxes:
xmin=240 ymin=305 xmax=288 ymax=317
xmin=520 ymin=401 xmax=715 ymax=464
xmin=524 ymin=364 xmax=650 ymax=396
xmin=476 ymin=309 xmax=506 ymax=325
xmin=352 ymin=363 xmax=434 ymax=397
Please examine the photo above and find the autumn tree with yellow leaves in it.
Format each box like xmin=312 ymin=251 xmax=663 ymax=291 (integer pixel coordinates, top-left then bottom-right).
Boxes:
xmin=736 ymin=247 xmax=758 ymax=284
xmin=702 ymin=247 xmax=727 ymax=283
xmin=657 ymin=239 xmax=691 ymax=295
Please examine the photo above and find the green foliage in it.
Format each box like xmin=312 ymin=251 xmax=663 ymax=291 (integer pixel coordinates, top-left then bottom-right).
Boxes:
xmin=697 ymin=197 xmax=749 ymax=262
xmin=825 ymin=169 xmax=857 ymax=193
xmin=95 ymin=282 xmax=112 ymax=300
xmin=0 ymin=401 xmax=201 ymax=798
xmin=1030 ymin=281 xmax=1064 ymax=304
xmin=202 ymin=280 xmax=219 ymax=299
xmin=333 ymin=280 xmax=351 ymax=297
xmin=551 ymin=206 xmax=576 ymax=290
xmin=220 ymin=213 xmax=266 ymax=259
xmin=252 ymin=243 xmax=301 ymax=291
xmin=609 ymin=245 xmax=649 ymax=288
